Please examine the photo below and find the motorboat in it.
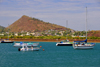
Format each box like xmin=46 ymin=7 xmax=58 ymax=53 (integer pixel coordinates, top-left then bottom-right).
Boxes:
xmin=13 ymin=42 xmax=39 ymax=47
xmin=0 ymin=39 xmax=13 ymax=43
xmin=73 ymin=39 xmax=95 ymax=49
xmin=18 ymin=44 xmax=40 ymax=51
xmin=0 ymin=27 xmax=14 ymax=43
xmin=56 ymin=20 xmax=73 ymax=46
xmin=56 ymin=40 xmax=73 ymax=46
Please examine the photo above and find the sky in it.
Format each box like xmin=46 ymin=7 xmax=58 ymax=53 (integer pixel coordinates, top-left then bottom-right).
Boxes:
xmin=0 ymin=0 xmax=100 ymax=31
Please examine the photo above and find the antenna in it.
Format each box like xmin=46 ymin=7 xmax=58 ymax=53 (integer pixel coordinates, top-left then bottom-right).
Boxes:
xmin=8 ymin=24 xmax=9 ymax=40
xmin=66 ymin=20 xmax=68 ymax=39
xmin=66 ymin=20 xmax=68 ymax=28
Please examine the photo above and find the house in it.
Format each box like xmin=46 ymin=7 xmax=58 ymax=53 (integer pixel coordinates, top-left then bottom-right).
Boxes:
xmin=59 ymin=31 xmax=64 ymax=36
xmin=30 ymin=33 xmax=35 ymax=35
xmin=15 ymin=33 xmax=18 ymax=36
xmin=26 ymin=32 xmax=30 ymax=36
xmin=0 ymin=33 xmax=4 ymax=36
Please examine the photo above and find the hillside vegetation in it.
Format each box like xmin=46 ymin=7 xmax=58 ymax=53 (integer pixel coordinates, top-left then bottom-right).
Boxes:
xmin=0 ymin=25 xmax=5 ymax=32
xmin=88 ymin=30 xmax=100 ymax=37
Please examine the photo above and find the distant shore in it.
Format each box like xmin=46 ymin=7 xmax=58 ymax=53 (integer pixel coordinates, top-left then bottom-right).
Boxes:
xmin=8 ymin=39 xmax=100 ymax=43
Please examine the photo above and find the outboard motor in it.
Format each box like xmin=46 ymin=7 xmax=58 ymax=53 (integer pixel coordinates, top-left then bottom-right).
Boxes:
xmin=18 ymin=48 xmax=21 ymax=51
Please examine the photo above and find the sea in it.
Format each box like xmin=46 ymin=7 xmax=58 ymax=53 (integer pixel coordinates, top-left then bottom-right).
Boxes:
xmin=0 ymin=42 xmax=100 ymax=67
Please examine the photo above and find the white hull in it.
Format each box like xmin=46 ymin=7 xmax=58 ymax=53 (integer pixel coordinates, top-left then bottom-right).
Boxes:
xmin=73 ymin=43 xmax=95 ymax=49
xmin=14 ymin=43 xmax=39 ymax=47
xmin=73 ymin=45 xmax=94 ymax=49
xmin=19 ymin=47 xmax=40 ymax=51
xmin=56 ymin=42 xmax=72 ymax=46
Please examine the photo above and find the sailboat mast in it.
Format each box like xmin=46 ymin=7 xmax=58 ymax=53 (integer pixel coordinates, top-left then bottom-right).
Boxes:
xmin=86 ymin=7 xmax=87 ymax=39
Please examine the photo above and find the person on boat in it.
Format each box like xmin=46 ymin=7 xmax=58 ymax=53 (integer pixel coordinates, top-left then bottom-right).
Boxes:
xmin=31 ymin=45 xmax=34 ymax=48
xmin=82 ymin=43 xmax=85 ymax=45
xmin=25 ymin=46 xmax=28 ymax=50
xmin=67 ymin=39 xmax=69 ymax=42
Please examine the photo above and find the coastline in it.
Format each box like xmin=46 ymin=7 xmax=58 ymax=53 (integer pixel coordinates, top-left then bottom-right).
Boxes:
xmin=8 ymin=39 xmax=100 ymax=43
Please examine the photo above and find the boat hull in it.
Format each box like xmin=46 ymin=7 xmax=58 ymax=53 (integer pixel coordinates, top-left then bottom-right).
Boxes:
xmin=56 ymin=43 xmax=72 ymax=46
xmin=18 ymin=48 xmax=40 ymax=51
xmin=73 ymin=46 xmax=94 ymax=49
xmin=1 ymin=41 xmax=13 ymax=43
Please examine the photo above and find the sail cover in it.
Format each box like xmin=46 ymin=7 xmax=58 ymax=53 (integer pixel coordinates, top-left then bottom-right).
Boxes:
xmin=74 ymin=39 xmax=87 ymax=43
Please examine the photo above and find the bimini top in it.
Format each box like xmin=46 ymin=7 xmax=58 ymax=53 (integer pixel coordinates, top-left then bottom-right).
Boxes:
xmin=74 ymin=39 xmax=87 ymax=43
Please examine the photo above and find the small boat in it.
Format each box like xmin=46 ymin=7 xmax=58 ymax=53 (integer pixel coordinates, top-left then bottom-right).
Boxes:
xmin=73 ymin=39 xmax=95 ymax=49
xmin=0 ymin=39 xmax=13 ymax=43
xmin=18 ymin=44 xmax=40 ymax=51
xmin=56 ymin=40 xmax=73 ymax=46
xmin=13 ymin=42 xmax=39 ymax=47
xmin=56 ymin=21 xmax=73 ymax=46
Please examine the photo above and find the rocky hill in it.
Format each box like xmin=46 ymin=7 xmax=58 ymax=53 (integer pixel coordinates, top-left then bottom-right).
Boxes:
xmin=0 ymin=25 xmax=5 ymax=32
xmin=6 ymin=15 xmax=72 ymax=32
xmin=88 ymin=30 xmax=100 ymax=37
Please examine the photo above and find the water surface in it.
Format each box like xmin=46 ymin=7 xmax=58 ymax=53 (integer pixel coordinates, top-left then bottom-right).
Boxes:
xmin=0 ymin=42 xmax=100 ymax=67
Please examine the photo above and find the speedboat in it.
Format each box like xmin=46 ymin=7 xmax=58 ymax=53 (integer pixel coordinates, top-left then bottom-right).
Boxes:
xmin=0 ymin=39 xmax=13 ymax=43
xmin=18 ymin=44 xmax=40 ymax=51
xmin=13 ymin=42 xmax=39 ymax=47
xmin=56 ymin=40 xmax=73 ymax=46
xmin=73 ymin=39 xmax=95 ymax=49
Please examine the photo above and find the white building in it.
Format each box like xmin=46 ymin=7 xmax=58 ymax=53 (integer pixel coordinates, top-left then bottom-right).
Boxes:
xmin=0 ymin=33 xmax=4 ymax=36
xmin=15 ymin=33 xmax=18 ymax=36
xmin=26 ymin=32 xmax=30 ymax=36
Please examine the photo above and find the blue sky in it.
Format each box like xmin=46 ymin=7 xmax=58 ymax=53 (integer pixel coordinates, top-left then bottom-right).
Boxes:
xmin=0 ymin=0 xmax=100 ymax=31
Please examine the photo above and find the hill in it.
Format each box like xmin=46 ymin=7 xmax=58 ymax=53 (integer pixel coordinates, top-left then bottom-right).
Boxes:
xmin=88 ymin=30 xmax=100 ymax=37
xmin=6 ymin=15 xmax=72 ymax=32
xmin=0 ymin=25 xmax=5 ymax=32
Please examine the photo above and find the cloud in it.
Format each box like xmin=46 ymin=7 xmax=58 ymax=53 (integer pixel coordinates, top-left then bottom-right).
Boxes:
xmin=0 ymin=0 xmax=100 ymax=31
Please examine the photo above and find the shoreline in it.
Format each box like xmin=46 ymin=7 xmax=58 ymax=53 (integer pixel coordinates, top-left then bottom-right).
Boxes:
xmin=8 ymin=39 xmax=100 ymax=43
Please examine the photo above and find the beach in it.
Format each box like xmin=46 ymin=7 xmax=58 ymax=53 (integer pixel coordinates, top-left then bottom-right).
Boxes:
xmin=8 ymin=39 xmax=100 ymax=42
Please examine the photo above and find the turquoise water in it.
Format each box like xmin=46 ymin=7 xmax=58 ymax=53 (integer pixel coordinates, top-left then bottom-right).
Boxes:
xmin=0 ymin=42 xmax=100 ymax=67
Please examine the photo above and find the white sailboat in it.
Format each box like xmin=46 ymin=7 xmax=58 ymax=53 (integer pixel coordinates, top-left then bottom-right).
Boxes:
xmin=73 ymin=7 xmax=95 ymax=49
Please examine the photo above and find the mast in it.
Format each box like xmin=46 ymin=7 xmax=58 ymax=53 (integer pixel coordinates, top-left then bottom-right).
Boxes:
xmin=86 ymin=7 xmax=87 ymax=39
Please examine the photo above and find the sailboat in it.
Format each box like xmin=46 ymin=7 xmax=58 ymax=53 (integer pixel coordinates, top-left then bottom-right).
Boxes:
xmin=73 ymin=7 xmax=95 ymax=49
xmin=56 ymin=21 xmax=73 ymax=46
